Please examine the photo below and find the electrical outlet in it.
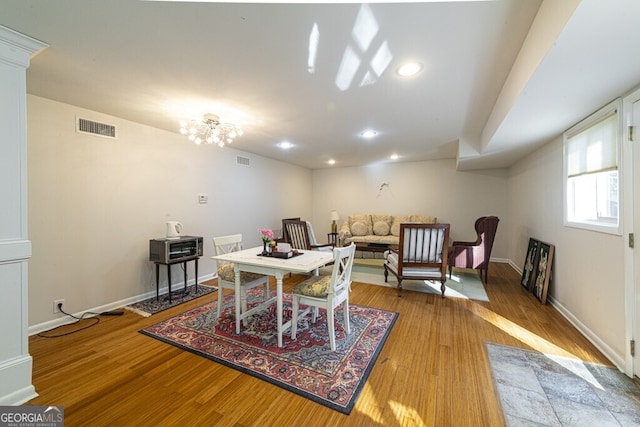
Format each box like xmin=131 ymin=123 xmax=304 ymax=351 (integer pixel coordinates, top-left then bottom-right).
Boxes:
xmin=53 ymin=299 xmax=65 ymax=314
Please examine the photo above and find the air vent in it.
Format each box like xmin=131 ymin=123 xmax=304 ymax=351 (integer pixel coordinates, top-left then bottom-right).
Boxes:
xmin=76 ymin=117 xmax=117 ymax=139
xmin=236 ymin=156 xmax=251 ymax=167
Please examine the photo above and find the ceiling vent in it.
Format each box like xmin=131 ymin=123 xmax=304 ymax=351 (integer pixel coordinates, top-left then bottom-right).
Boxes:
xmin=76 ymin=116 xmax=117 ymax=139
xmin=236 ymin=156 xmax=251 ymax=167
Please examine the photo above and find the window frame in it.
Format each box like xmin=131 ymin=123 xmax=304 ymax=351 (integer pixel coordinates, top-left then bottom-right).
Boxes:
xmin=563 ymin=99 xmax=622 ymax=235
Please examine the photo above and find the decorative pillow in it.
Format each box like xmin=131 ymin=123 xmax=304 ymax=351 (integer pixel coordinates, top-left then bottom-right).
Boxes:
xmin=390 ymin=215 xmax=411 ymax=236
xmin=410 ymin=215 xmax=437 ymax=223
xmin=373 ymin=221 xmax=390 ymax=236
xmin=349 ymin=214 xmax=373 ymax=235
xmin=351 ymin=221 xmax=368 ymax=236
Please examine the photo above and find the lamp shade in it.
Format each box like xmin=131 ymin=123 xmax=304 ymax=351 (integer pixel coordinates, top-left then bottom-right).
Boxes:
xmin=330 ymin=210 xmax=340 ymax=221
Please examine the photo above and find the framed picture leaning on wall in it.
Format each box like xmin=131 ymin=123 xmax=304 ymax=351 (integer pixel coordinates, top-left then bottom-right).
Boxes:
xmin=533 ymin=241 xmax=554 ymax=304
xmin=521 ymin=238 xmax=540 ymax=291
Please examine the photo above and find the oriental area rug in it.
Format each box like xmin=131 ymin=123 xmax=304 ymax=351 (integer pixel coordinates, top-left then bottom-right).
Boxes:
xmin=140 ymin=288 xmax=398 ymax=414
xmin=486 ymin=343 xmax=640 ymax=426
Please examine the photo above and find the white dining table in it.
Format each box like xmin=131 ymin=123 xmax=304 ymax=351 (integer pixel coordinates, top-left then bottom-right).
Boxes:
xmin=211 ymin=247 xmax=334 ymax=347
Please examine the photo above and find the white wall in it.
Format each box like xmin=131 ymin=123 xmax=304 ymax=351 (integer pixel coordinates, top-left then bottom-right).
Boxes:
xmin=507 ymin=136 xmax=626 ymax=365
xmin=311 ymin=160 xmax=509 ymax=259
xmin=27 ymin=95 xmax=312 ymax=327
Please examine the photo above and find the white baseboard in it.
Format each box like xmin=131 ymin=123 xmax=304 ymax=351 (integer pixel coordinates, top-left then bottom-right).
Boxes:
xmin=0 ymin=355 xmax=38 ymax=405
xmin=548 ymin=296 xmax=625 ymax=371
xmin=501 ymin=259 xmax=625 ymax=372
xmin=28 ymin=273 xmax=216 ymax=336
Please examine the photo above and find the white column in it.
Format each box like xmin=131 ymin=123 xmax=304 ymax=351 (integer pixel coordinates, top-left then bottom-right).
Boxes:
xmin=0 ymin=26 xmax=47 ymax=405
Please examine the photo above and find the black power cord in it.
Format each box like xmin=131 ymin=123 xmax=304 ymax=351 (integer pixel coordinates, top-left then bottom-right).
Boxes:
xmin=36 ymin=304 xmax=123 ymax=338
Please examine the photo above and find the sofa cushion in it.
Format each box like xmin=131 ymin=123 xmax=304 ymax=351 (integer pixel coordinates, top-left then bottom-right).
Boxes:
xmin=351 ymin=221 xmax=368 ymax=236
xmin=390 ymin=215 xmax=411 ymax=237
xmin=344 ymin=234 xmax=399 ymax=245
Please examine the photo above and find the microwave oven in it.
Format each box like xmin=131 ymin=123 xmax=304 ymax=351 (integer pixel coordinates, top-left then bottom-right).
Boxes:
xmin=149 ymin=235 xmax=203 ymax=264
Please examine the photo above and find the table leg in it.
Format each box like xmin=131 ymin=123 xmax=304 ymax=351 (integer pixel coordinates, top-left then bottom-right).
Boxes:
xmin=155 ymin=263 xmax=160 ymax=300
xmin=275 ymin=272 xmax=284 ymax=347
xmin=167 ymin=264 xmax=172 ymax=303
xmin=194 ymin=258 xmax=199 ymax=293
xmin=234 ymin=266 xmax=242 ymax=335
xmin=183 ymin=261 xmax=188 ymax=293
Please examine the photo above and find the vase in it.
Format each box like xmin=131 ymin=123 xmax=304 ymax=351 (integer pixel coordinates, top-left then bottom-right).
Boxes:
xmin=262 ymin=241 xmax=269 ymax=256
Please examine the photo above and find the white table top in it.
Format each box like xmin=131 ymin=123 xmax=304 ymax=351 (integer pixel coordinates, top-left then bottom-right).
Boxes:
xmin=211 ymin=246 xmax=334 ymax=274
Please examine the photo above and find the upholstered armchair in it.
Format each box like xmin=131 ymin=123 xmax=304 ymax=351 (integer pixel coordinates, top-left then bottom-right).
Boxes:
xmin=384 ymin=223 xmax=450 ymax=297
xmin=448 ymin=216 xmax=500 ymax=284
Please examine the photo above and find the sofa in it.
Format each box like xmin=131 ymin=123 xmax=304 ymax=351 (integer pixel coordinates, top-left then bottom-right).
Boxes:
xmin=338 ymin=214 xmax=437 ymax=248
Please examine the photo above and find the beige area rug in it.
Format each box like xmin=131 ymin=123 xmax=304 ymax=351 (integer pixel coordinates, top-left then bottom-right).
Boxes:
xmin=322 ymin=259 xmax=490 ymax=301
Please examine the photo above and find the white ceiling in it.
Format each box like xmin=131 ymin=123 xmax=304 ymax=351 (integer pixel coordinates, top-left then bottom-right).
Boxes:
xmin=2 ymin=0 xmax=640 ymax=170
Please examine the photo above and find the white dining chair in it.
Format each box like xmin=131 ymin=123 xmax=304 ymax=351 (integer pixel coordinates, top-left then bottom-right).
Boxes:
xmin=290 ymin=243 xmax=356 ymax=351
xmin=212 ymin=234 xmax=270 ymax=324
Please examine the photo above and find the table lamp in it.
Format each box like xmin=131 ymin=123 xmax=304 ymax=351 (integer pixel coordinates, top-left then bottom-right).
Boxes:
xmin=330 ymin=210 xmax=340 ymax=233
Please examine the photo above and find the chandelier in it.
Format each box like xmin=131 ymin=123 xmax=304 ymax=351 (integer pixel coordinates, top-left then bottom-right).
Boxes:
xmin=179 ymin=114 xmax=243 ymax=147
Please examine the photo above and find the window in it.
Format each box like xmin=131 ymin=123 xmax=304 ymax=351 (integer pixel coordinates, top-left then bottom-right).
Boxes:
xmin=564 ymin=100 xmax=621 ymax=234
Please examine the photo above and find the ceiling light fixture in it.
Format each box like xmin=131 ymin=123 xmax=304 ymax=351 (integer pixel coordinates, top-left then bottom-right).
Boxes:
xmin=397 ymin=62 xmax=423 ymax=77
xmin=328 ymin=159 xmax=336 ymax=165
xmin=278 ymin=141 xmax=293 ymax=149
xmin=390 ymin=153 xmax=399 ymax=160
xmin=179 ymin=114 xmax=243 ymax=147
xmin=360 ymin=130 xmax=377 ymax=138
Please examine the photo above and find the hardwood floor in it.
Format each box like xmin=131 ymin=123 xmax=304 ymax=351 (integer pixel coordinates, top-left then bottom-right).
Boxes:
xmin=27 ymin=263 xmax=612 ymax=426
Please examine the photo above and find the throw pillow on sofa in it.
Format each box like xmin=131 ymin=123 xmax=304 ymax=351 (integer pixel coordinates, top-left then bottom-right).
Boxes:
xmin=371 ymin=214 xmax=392 ymax=236
xmin=349 ymin=214 xmax=373 ymax=236
xmin=373 ymin=221 xmax=390 ymax=236
xmin=351 ymin=221 xmax=368 ymax=236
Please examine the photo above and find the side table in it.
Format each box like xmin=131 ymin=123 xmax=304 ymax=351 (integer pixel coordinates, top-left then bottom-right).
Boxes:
xmin=154 ymin=258 xmax=199 ymax=303
xmin=327 ymin=232 xmax=338 ymax=247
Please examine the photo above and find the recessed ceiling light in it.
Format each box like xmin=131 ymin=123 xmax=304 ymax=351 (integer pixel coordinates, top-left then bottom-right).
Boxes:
xmin=328 ymin=159 xmax=336 ymax=165
xmin=360 ymin=130 xmax=377 ymax=138
xmin=397 ymin=62 xmax=423 ymax=77
xmin=278 ymin=141 xmax=293 ymax=149
xmin=390 ymin=153 xmax=399 ymax=160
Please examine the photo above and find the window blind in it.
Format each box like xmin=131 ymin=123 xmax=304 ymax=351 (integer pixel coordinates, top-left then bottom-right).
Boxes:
xmin=566 ymin=111 xmax=618 ymax=177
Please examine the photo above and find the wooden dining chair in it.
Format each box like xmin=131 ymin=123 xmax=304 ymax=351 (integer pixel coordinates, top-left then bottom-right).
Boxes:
xmin=282 ymin=219 xmax=333 ymax=252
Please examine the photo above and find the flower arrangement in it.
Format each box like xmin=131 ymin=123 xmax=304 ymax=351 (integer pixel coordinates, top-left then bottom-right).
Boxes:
xmin=259 ymin=228 xmax=274 ymax=244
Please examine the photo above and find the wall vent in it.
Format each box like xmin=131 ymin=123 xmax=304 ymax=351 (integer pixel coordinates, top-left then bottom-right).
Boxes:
xmin=76 ymin=117 xmax=117 ymax=139
xmin=236 ymin=156 xmax=251 ymax=167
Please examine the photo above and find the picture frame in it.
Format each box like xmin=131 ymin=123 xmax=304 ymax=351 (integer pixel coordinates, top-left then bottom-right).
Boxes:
xmin=532 ymin=241 xmax=554 ymax=304
xmin=520 ymin=238 xmax=540 ymax=291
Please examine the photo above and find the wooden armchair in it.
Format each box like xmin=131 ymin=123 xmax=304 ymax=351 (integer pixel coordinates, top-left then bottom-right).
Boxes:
xmin=282 ymin=219 xmax=333 ymax=252
xmin=448 ymin=216 xmax=499 ymax=284
xmin=384 ymin=223 xmax=450 ymax=297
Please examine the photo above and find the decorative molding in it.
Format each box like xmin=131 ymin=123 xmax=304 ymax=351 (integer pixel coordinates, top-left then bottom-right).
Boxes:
xmin=0 ymin=25 xmax=48 ymax=68
xmin=0 ymin=239 xmax=32 ymax=264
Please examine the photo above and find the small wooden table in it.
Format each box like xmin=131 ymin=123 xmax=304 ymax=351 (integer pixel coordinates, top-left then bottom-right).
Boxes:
xmin=354 ymin=242 xmax=398 ymax=255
